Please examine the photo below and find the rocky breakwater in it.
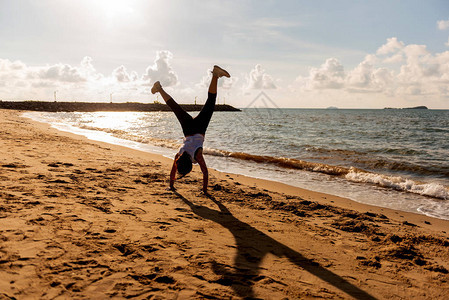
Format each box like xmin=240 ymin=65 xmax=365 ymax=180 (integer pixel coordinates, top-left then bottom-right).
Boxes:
xmin=0 ymin=101 xmax=241 ymax=112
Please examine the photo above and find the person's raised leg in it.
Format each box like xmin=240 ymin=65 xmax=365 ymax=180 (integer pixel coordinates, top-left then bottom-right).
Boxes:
xmin=208 ymin=65 xmax=230 ymax=94
xmin=195 ymin=66 xmax=230 ymax=134
xmin=152 ymin=81 xmax=175 ymax=104
xmin=152 ymin=81 xmax=193 ymax=135
xmin=208 ymin=73 xmax=219 ymax=94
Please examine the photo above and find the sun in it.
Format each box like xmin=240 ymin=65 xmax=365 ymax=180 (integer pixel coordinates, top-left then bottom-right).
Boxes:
xmin=94 ymin=0 xmax=135 ymax=19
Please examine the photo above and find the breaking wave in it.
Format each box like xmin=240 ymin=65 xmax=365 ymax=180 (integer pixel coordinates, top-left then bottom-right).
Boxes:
xmin=203 ymin=148 xmax=354 ymax=175
xmin=304 ymin=146 xmax=449 ymax=178
xmin=345 ymin=169 xmax=449 ymax=200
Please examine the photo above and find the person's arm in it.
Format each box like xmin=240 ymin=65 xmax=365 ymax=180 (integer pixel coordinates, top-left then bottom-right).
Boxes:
xmin=169 ymin=153 xmax=179 ymax=190
xmin=195 ymin=149 xmax=208 ymax=194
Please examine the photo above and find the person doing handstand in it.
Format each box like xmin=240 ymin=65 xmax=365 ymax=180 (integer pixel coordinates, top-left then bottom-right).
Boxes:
xmin=151 ymin=65 xmax=230 ymax=194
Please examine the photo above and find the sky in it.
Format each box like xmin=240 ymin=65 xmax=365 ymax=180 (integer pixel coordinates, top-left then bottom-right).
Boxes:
xmin=1 ymin=0 xmax=449 ymax=108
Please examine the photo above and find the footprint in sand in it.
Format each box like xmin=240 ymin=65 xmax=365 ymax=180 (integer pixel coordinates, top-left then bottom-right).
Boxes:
xmin=119 ymin=207 xmax=146 ymax=216
xmin=2 ymin=162 xmax=29 ymax=169
xmin=113 ymin=244 xmax=137 ymax=256
xmin=38 ymin=244 xmax=66 ymax=260
xmin=141 ymin=244 xmax=161 ymax=253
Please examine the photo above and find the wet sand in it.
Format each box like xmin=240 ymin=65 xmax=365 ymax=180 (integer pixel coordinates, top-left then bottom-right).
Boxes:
xmin=1 ymin=109 xmax=448 ymax=299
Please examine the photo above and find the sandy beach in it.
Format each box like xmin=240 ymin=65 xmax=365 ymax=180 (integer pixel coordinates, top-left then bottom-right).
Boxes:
xmin=1 ymin=109 xmax=448 ymax=299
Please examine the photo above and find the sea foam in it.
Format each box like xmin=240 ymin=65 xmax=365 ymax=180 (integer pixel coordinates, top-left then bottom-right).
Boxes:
xmin=345 ymin=169 xmax=449 ymax=200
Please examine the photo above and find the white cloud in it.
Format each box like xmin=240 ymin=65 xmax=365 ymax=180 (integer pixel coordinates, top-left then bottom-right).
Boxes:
xmin=79 ymin=57 xmax=103 ymax=81
xmin=8 ymin=61 xmax=26 ymax=71
xmin=347 ymin=59 xmax=374 ymax=88
xmin=23 ymin=56 xmax=103 ymax=84
xmin=246 ymin=64 xmax=277 ymax=89
xmin=297 ymin=58 xmax=345 ymax=90
xmin=294 ymin=37 xmax=449 ymax=98
xmin=383 ymin=53 xmax=403 ymax=64
xmin=446 ymin=37 xmax=449 ymax=47
xmin=376 ymin=37 xmax=404 ymax=55
xmin=142 ymin=51 xmax=178 ymax=87
xmin=0 ymin=59 xmax=27 ymax=82
xmin=437 ymin=19 xmax=449 ymax=30
xmin=0 ymin=52 xmax=180 ymax=101
xmin=37 ymin=64 xmax=87 ymax=82
xmin=112 ymin=65 xmax=138 ymax=82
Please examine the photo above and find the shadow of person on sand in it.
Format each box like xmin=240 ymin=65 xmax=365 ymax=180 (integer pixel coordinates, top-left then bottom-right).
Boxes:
xmin=173 ymin=191 xmax=376 ymax=300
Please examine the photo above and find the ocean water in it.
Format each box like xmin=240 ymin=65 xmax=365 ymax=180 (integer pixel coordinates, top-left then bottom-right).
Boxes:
xmin=23 ymin=108 xmax=449 ymax=220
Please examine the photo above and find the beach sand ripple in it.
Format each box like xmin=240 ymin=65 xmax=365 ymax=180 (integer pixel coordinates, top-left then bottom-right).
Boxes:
xmin=0 ymin=110 xmax=448 ymax=299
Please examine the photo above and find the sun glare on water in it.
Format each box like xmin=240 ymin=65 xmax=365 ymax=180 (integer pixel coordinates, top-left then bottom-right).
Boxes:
xmin=86 ymin=112 xmax=143 ymax=130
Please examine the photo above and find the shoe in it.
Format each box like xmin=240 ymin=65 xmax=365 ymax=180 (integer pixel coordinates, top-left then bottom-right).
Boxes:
xmin=151 ymin=81 xmax=162 ymax=94
xmin=212 ymin=65 xmax=230 ymax=78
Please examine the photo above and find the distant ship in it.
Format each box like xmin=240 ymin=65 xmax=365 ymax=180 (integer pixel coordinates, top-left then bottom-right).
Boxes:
xmin=326 ymin=106 xmax=338 ymax=110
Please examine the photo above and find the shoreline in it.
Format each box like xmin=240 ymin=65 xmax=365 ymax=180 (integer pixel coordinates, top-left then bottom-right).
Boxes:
xmin=1 ymin=109 xmax=449 ymax=299
xmin=29 ymin=110 xmax=449 ymax=230
xmin=23 ymin=110 xmax=449 ymax=220
xmin=19 ymin=109 xmax=449 ymax=231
